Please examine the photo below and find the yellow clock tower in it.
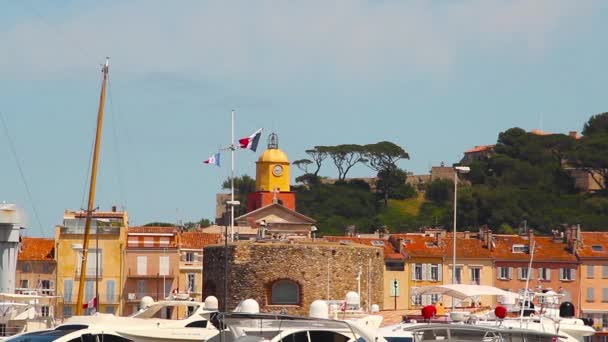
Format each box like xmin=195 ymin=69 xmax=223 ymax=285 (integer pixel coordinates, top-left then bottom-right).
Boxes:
xmin=247 ymin=133 xmax=295 ymax=211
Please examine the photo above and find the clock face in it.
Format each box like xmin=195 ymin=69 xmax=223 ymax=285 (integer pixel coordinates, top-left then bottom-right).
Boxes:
xmin=272 ymin=164 xmax=283 ymax=177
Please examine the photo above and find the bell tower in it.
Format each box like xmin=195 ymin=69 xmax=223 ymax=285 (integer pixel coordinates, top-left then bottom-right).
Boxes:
xmin=247 ymin=133 xmax=296 ymax=211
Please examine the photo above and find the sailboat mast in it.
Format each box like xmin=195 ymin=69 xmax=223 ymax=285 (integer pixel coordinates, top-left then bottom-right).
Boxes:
xmin=76 ymin=58 xmax=109 ymax=315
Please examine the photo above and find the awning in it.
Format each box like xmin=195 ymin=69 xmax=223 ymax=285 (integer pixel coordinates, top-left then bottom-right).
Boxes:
xmin=413 ymin=284 xmax=519 ymax=300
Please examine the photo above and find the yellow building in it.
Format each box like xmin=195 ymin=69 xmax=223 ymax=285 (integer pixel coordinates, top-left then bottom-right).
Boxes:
xmin=55 ymin=208 xmax=127 ymax=317
xmin=392 ymin=233 xmax=445 ymax=309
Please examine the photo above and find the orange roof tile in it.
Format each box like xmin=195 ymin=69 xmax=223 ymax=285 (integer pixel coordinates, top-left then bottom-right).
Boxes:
xmin=442 ymin=235 xmax=492 ymax=259
xmin=464 ymin=145 xmax=495 ymax=154
xmin=180 ymin=232 xmax=221 ymax=249
xmin=492 ymin=235 xmax=576 ymax=262
xmin=18 ymin=237 xmax=54 ymax=261
xmin=578 ymin=232 xmax=608 ymax=258
xmin=324 ymin=236 xmax=404 ymax=260
xmin=129 ymin=226 xmax=178 ymax=234
xmin=390 ymin=234 xmax=445 ymax=258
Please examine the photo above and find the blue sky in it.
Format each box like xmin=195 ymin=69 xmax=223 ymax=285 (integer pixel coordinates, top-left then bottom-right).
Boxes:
xmin=2 ymin=0 xmax=607 ymax=237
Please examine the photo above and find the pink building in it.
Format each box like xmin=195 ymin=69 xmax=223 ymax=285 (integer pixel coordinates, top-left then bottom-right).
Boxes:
xmin=122 ymin=226 xmax=179 ymax=315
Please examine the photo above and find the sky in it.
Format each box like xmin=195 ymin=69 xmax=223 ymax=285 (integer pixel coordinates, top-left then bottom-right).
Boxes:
xmin=1 ymin=0 xmax=607 ymax=237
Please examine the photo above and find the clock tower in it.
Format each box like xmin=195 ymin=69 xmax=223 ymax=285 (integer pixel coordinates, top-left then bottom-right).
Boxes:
xmin=247 ymin=133 xmax=296 ymax=211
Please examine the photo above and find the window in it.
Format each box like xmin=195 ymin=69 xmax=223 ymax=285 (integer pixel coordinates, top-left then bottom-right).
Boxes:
xmin=603 ymin=265 xmax=608 ymax=279
xmin=587 ymin=288 xmax=595 ymax=302
xmin=371 ymin=240 xmax=385 ymax=246
xmin=187 ymin=273 xmax=196 ymax=292
xmin=603 ymin=288 xmax=608 ymax=303
xmin=137 ymin=256 xmax=147 ymax=275
xmin=385 ymin=262 xmax=404 ymax=271
xmin=587 ymin=265 xmax=595 ymax=278
xmin=560 ymin=268 xmax=575 ymax=281
xmin=512 ymin=244 xmax=529 ymax=253
xmin=159 ymin=256 xmax=170 ymax=276
xmin=42 ymin=263 xmax=52 ymax=274
xmin=105 ymin=306 xmax=115 ymax=314
xmin=270 ymin=279 xmax=300 ymax=305
xmin=538 ymin=268 xmax=551 ymax=281
xmin=592 ymin=245 xmax=604 ymax=252
xmin=430 ymin=264 xmax=439 ymax=281
xmin=471 ymin=268 xmax=481 ymax=285
xmin=0 ymin=323 xmax=5 ymax=336
xmin=77 ymin=249 xmax=102 ymax=277
xmin=41 ymin=306 xmax=50 ymax=317
xmin=454 ymin=267 xmax=462 ymax=284
xmin=414 ymin=264 xmax=423 ymax=281
xmin=519 ymin=268 xmax=529 ymax=280
xmin=186 ymin=252 xmax=194 ymax=262
xmin=20 ymin=279 xmax=29 ymax=289
xmin=144 ymin=237 xmax=154 ymax=247
xmin=106 ymin=280 xmax=115 ymax=303
xmin=85 ymin=280 xmax=94 ymax=304
xmin=63 ymin=306 xmax=72 ymax=318
xmin=413 ymin=295 xmax=422 ymax=306
xmin=498 ymin=267 xmax=511 ymax=280
xmin=159 ymin=237 xmax=170 ymax=247
xmin=430 ymin=294 xmax=440 ymax=304
xmin=63 ymin=279 xmax=73 ymax=302
xmin=137 ymin=280 xmax=145 ymax=298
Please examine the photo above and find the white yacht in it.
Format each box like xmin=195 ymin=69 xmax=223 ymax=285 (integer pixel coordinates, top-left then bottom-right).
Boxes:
xmin=5 ymin=296 xmax=220 ymax=342
xmin=0 ymin=292 xmax=58 ymax=339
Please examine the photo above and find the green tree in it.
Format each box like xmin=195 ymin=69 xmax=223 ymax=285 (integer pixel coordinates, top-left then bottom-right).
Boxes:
xmin=305 ymin=146 xmax=330 ymax=176
xmin=363 ymin=141 xmax=410 ymax=206
xmin=222 ymin=175 xmax=256 ymax=215
xmin=583 ymin=112 xmax=608 ymax=136
xmin=143 ymin=222 xmax=175 ymax=227
xmin=292 ymin=159 xmax=313 ymax=174
xmin=326 ymin=144 xmax=367 ymax=181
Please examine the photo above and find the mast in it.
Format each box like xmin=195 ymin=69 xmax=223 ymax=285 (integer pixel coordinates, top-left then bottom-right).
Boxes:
xmin=76 ymin=58 xmax=109 ymax=315
xmin=230 ymin=110 xmax=235 ymax=242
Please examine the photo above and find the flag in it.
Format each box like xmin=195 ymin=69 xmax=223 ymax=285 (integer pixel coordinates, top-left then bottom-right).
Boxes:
xmin=238 ymin=128 xmax=263 ymax=152
xmin=83 ymin=296 xmax=97 ymax=310
xmin=203 ymin=152 xmax=220 ymax=166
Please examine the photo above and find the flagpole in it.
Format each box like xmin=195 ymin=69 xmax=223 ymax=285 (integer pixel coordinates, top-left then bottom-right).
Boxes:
xmin=230 ymin=110 xmax=235 ymax=242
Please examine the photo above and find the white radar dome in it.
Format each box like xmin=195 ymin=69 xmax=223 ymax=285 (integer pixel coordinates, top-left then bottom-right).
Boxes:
xmin=140 ymin=296 xmax=154 ymax=310
xmin=204 ymin=296 xmax=219 ymax=310
xmin=309 ymin=300 xmax=329 ymax=319
xmin=345 ymin=291 xmax=360 ymax=307
xmin=235 ymin=299 xmax=260 ymax=313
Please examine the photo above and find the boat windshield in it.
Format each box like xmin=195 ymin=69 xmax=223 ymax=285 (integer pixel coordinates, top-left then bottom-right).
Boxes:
xmin=5 ymin=329 xmax=82 ymax=342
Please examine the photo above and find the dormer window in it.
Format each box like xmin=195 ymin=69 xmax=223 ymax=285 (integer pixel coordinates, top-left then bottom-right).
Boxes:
xmin=592 ymin=245 xmax=604 ymax=252
xmin=512 ymin=244 xmax=529 ymax=253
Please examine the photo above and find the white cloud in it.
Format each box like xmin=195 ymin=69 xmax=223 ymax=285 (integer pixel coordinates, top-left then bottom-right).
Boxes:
xmin=0 ymin=0 xmax=599 ymax=79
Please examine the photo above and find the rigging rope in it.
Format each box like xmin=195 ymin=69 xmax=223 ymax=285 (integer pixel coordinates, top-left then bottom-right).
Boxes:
xmin=0 ymin=110 xmax=45 ymax=235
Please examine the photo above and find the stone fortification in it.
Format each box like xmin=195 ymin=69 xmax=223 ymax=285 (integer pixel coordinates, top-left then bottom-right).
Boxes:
xmin=203 ymin=241 xmax=384 ymax=315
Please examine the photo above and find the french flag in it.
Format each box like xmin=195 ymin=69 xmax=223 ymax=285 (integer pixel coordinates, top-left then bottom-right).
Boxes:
xmin=238 ymin=128 xmax=263 ymax=152
xmin=203 ymin=152 xmax=220 ymax=167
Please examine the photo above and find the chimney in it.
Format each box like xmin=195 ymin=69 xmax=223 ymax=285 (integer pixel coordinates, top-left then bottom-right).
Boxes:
xmin=527 ymin=228 xmax=534 ymax=241
xmin=575 ymin=224 xmax=582 ymax=250
xmin=464 ymin=231 xmax=470 ymax=239
xmin=111 ymin=205 xmax=117 ymax=212
xmin=398 ymin=238 xmax=404 ymax=254
xmin=487 ymin=229 xmax=493 ymax=251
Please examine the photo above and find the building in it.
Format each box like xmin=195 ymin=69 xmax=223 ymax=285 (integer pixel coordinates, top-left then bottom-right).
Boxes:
xmin=16 ymin=237 xmax=56 ymax=296
xmin=493 ymin=230 xmax=580 ymax=310
xmin=325 ymin=236 xmax=408 ymax=310
xmin=178 ymin=231 xmax=220 ymax=302
xmin=122 ymin=226 xmax=179 ymax=315
xmin=55 ymin=208 xmax=128 ymax=317
xmin=576 ymin=230 xmax=608 ymax=330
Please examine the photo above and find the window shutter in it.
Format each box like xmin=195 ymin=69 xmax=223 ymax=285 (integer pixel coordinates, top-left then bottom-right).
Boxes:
xmin=508 ymin=267 xmax=513 ymax=280
xmin=422 ymin=264 xmax=428 ymax=281
xmin=546 ymin=268 xmax=551 ymax=281
xmin=528 ymin=268 xmax=533 ymax=280
xmin=106 ymin=280 xmax=115 ymax=303
xmin=602 ymin=266 xmax=608 ymax=278
xmin=570 ymin=268 xmax=575 ymax=280
xmin=587 ymin=288 xmax=594 ymax=302
xmin=159 ymin=256 xmax=169 ymax=276
xmin=63 ymin=279 xmax=73 ymax=302
xmin=437 ymin=265 xmax=442 ymax=282
xmin=411 ymin=264 xmax=417 ymax=280
xmin=602 ymin=288 xmax=608 ymax=302
xmin=85 ymin=280 xmax=94 ymax=302
xmin=587 ymin=265 xmax=595 ymax=278
xmin=137 ymin=256 xmax=147 ymax=275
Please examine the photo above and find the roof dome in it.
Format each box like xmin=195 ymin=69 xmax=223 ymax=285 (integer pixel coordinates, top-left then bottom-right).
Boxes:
xmin=258 ymin=148 xmax=289 ymax=163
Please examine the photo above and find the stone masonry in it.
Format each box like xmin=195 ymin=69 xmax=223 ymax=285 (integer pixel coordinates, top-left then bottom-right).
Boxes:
xmin=203 ymin=241 xmax=384 ymax=316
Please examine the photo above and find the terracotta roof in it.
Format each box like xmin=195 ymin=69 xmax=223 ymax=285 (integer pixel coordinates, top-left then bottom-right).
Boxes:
xmin=180 ymin=232 xmax=221 ymax=249
xmin=578 ymin=232 xmax=608 ymax=258
xmin=19 ymin=237 xmax=54 ymax=261
xmin=492 ymin=235 xmax=576 ymax=262
xmin=390 ymin=234 xmax=445 ymax=258
xmin=442 ymin=235 xmax=492 ymax=259
xmin=464 ymin=145 xmax=495 ymax=154
xmin=324 ymin=236 xmax=403 ymax=260
xmin=129 ymin=226 xmax=178 ymax=234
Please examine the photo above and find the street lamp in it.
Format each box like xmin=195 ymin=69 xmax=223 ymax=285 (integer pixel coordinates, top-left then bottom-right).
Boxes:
xmin=452 ymin=165 xmax=470 ymax=310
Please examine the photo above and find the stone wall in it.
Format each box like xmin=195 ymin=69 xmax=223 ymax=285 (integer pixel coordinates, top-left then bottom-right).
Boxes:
xmin=203 ymin=241 xmax=384 ymax=315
